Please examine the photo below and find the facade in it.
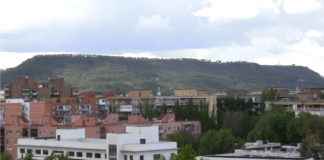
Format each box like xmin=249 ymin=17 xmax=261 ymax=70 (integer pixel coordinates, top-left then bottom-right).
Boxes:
xmin=5 ymin=76 xmax=38 ymax=99
xmin=17 ymin=126 xmax=177 ymax=160
xmin=265 ymin=100 xmax=324 ymax=116
xmin=198 ymin=141 xmax=310 ymax=160
xmin=0 ymin=90 xmax=5 ymax=102
xmin=174 ymin=89 xmax=209 ymax=97
xmin=297 ymin=88 xmax=324 ymax=101
xmin=5 ymin=76 xmax=78 ymax=100
xmin=17 ymin=128 xmax=106 ymax=160
xmin=128 ymin=90 xmax=154 ymax=98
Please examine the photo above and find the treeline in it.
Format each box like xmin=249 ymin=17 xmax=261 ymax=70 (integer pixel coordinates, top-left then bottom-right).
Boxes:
xmin=164 ymin=97 xmax=324 ymax=160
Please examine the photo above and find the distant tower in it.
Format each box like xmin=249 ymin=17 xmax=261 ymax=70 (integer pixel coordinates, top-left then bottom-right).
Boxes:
xmin=157 ymin=86 xmax=161 ymax=96
xmin=155 ymin=77 xmax=161 ymax=96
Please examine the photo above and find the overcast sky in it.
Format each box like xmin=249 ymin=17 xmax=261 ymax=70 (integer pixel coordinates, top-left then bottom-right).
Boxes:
xmin=0 ymin=0 xmax=324 ymax=76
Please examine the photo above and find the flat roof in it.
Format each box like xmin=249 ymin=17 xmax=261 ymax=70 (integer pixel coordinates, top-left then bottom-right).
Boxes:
xmin=121 ymin=142 xmax=177 ymax=152
xmin=202 ymin=150 xmax=307 ymax=160
xmin=17 ymin=138 xmax=106 ymax=151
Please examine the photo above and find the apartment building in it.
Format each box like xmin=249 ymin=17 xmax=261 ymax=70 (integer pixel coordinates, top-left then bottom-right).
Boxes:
xmin=266 ymin=100 xmax=324 ymax=116
xmin=5 ymin=76 xmax=38 ymax=99
xmin=174 ymin=89 xmax=209 ymax=97
xmin=128 ymin=90 xmax=154 ymax=98
xmin=5 ymin=76 xmax=78 ymax=100
xmin=17 ymin=126 xmax=177 ymax=160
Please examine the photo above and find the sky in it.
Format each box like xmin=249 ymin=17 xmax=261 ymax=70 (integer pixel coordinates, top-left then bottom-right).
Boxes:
xmin=0 ymin=0 xmax=324 ymax=76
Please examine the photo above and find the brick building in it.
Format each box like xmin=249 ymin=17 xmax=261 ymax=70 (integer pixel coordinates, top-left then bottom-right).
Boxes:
xmin=5 ymin=76 xmax=38 ymax=99
xmin=0 ymin=100 xmax=201 ymax=159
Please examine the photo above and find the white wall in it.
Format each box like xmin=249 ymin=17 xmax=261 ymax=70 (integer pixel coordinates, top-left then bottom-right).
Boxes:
xmin=17 ymin=146 xmax=106 ymax=160
xmin=56 ymin=128 xmax=85 ymax=140
xmin=122 ymin=150 xmax=176 ymax=160
xmin=126 ymin=126 xmax=159 ymax=143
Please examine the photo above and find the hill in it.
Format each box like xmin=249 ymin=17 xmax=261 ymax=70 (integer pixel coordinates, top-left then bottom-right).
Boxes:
xmin=2 ymin=54 xmax=324 ymax=94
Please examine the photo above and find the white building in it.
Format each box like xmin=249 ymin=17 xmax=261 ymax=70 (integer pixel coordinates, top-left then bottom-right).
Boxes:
xmin=17 ymin=126 xmax=177 ymax=160
xmin=0 ymin=90 xmax=4 ymax=102
xmin=198 ymin=141 xmax=310 ymax=160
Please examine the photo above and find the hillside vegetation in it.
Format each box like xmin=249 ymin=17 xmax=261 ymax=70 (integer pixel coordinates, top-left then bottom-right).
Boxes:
xmin=2 ymin=54 xmax=324 ymax=93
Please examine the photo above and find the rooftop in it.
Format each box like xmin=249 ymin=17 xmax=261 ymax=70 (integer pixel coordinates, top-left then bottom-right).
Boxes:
xmin=203 ymin=150 xmax=307 ymax=159
xmin=17 ymin=138 xmax=106 ymax=151
xmin=121 ymin=142 xmax=177 ymax=152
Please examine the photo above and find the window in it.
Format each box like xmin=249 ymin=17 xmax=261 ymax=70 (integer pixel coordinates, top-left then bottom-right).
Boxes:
xmin=153 ymin=154 xmax=161 ymax=160
xmin=43 ymin=150 xmax=49 ymax=155
xmin=35 ymin=149 xmax=41 ymax=155
xmin=68 ymin=151 xmax=75 ymax=157
xmin=86 ymin=153 xmax=93 ymax=158
xmin=76 ymin=152 xmax=83 ymax=157
xmin=27 ymin=149 xmax=32 ymax=154
xmin=57 ymin=135 xmax=61 ymax=141
xmin=95 ymin=153 xmax=102 ymax=158
xmin=22 ymin=128 xmax=28 ymax=137
xmin=30 ymin=128 xmax=38 ymax=137
xmin=140 ymin=138 xmax=146 ymax=144
xmin=140 ymin=155 xmax=144 ymax=160
xmin=20 ymin=148 xmax=25 ymax=154
xmin=130 ymin=155 xmax=133 ymax=160
xmin=109 ymin=145 xmax=117 ymax=156
xmin=95 ymin=153 xmax=101 ymax=159
xmin=124 ymin=155 xmax=128 ymax=160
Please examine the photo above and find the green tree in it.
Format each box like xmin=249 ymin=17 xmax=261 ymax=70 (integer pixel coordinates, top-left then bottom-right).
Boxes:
xmin=247 ymin=110 xmax=295 ymax=143
xmin=221 ymin=111 xmax=259 ymax=138
xmin=171 ymin=145 xmax=196 ymax=160
xmin=173 ymin=104 xmax=217 ymax=132
xmin=199 ymin=129 xmax=236 ymax=155
xmin=261 ymin=88 xmax=279 ymax=102
xmin=45 ymin=154 xmax=69 ymax=160
xmin=0 ymin=152 xmax=12 ymax=160
xmin=23 ymin=153 xmax=33 ymax=160
xmin=167 ymin=132 xmax=198 ymax=150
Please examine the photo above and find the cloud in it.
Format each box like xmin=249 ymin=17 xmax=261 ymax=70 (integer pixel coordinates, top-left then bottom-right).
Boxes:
xmin=111 ymin=52 xmax=160 ymax=59
xmin=283 ymin=0 xmax=322 ymax=14
xmin=0 ymin=0 xmax=92 ymax=32
xmin=0 ymin=52 xmax=79 ymax=69
xmin=1 ymin=0 xmax=324 ymax=76
xmin=193 ymin=0 xmax=322 ymax=23
xmin=255 ymin=36 xmax=324 ymax=76
xmin=136 ymin=15 xmax=172 ymax=31
xmin=193 ymin=0 xmax=278 ymax=22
